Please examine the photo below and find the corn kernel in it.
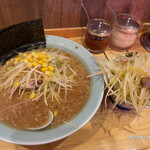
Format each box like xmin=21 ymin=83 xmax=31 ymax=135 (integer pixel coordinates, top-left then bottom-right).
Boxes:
xmin=23 ymin=53 xmax=27 ymax=57
xmin=42 ymin=58 xmax=47 ymax=63
xmin=6 ymin=61 xmax=10 ymax=65
xmin=46 ymin=54 xmax=51 ymax=59
xmin=33 ymin=62 xmax=38 ymax=67
xmin=16 ymin=57 xmax=21 ymax=61
xmin=38 ymin=60 xmax=42 ymax=64
xmin=27 ymin=62 xmax=32 ymax=68
xmin=45 ymin=71 xmax=51 ymax=76
xmin=37 ymin=53 xmax=42 ymax=59
xmin=14 ymin=60 xmax=18 ymax=65
xmin=42 ymin=63 xmax=48 ymax=68
xmin=28 ymin=58 xmax=33 ymax=62
xmin=7 ymin=67 xmax=12 ymax=71
xmin=40 ymin=52 xmax=46 ymax=55
xmin=31 ymin=52 xmax=36 ymax=56
xmin=30 ymin=92 xmax=35 ymax=99
xmin=54 ymin=110 xmax=57 ymax=116
xmin=23 ymin=59 xmax=28 ymax=64
xmin=20 ymin=59 xmax=24 ymax=63
xmin=48 ymin=65 xmax=54 ymax=71
xmin=35 ymin=55 xmax=39 ymax=59
xmin=41 ymin=67 xmax=48 ymax=72
xmin=18 ymin=53 xmax=22 ymax=56
xmin=14 ymin=82 xmax=20 ymax=87
xmin=26 ymin=55 xmax=32 ymax=60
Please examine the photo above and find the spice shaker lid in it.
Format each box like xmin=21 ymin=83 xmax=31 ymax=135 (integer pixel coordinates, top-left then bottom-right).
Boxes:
xmin=116 ymin=14 xmax=141 ymax=31
xmin=87 ymin=19 xmax=111 ymax=36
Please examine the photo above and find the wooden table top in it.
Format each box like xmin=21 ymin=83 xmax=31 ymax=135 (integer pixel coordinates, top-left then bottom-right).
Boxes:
xmin=1 ymin=27 xmax=150 ymax=150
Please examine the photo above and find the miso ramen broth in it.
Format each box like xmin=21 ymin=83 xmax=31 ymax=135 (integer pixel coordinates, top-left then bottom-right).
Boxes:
xmin=0 ymin=48 xmax=91 ymax=130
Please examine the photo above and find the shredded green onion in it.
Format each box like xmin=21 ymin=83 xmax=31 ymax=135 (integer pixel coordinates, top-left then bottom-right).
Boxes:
xmin=96 ymin=52 xmax=150 ymax=113
xmin=0 ymin=48 xmax=76 ymax=106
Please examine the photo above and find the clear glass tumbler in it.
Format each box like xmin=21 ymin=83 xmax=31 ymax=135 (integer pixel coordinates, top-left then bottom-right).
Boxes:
xmin=109 ymin=13 xmax=142 ymax=49
xmin=84 ymin=19 xmax=111 ymax=54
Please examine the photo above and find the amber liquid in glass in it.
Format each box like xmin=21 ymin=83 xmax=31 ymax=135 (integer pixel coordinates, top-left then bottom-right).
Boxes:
xmin=84 ymin=29 xmax=109 ymax=53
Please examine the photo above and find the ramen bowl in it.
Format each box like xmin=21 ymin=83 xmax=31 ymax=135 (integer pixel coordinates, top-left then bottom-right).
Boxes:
xmin=0 ymin=35 xmax=104 ymax=145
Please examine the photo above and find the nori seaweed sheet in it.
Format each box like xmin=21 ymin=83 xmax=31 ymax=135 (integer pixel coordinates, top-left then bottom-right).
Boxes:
xmin=0 ymin=19 xmax=46 ymax=64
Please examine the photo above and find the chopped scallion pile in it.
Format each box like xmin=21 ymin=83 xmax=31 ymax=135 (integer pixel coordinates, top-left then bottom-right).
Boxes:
xmin=95 ymin=52 xmax=150 ymax=113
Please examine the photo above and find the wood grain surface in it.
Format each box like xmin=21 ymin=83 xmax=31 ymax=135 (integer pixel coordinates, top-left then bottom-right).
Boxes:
xmin=0 ymin=0 xmax=149 ymax=29
xmin=0 ymin=27 xmax=150 ymax=150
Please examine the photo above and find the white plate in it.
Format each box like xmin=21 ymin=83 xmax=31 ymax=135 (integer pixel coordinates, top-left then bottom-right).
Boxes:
xmin=0 ymin=35 xmax=104 ymax=145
